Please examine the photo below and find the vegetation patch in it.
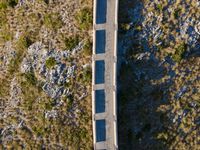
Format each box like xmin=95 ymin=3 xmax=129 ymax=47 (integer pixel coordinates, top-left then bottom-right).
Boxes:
xmin=83 ymin=66 xmax=92 ymax=83
xmin=64 ymin=35 xmax=79 ymax=51
xmin=0 ymin=11 xmax=7 ymax=27
xmin=24 ymin=72 xmax=37 ymax=86
xmin=83 ymin=39 xmax=92 ymax=56
xmin=173 ymin=8 xmax=181 ymax=19
xmin=0 ymin=26 xmax=13 ymax=42
xmin=157 ymin=4 xmax=163 ymax=12
xmin=7 ymin=35 xmax=33 ymax=74
xmin=0 ymin=0 xmax=18 ymax=9
xmin=45 ymin=57 xmax=57 ymax=69
xmin=172 ymin=43 xmax=187 ymax=62
xmin=44 ymin=13 xmax=63 ymax=30
xmin=0 ymin=1 xmax=7 ymax=10
xmin=15 ymin=35 xmax=33 ymax=51
xmin=75 ymin=7 xmax=92 ymax=30
xmin=120 ymin=23 xmax=131 ymax=32
xmin=8 ymin=0 xmax=18 ymax=7
xmin=0 ymin=0 xmax=93 ymax=149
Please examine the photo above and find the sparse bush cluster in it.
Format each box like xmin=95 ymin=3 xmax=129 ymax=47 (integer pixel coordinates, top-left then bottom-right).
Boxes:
xmin=15 ymin=35 xmax=33 ymax=51
xmin=75 ymin=7 xmax=92 ymax=30
xmin=44 ymin=13 xmax=63 ymax=29
xmin=118 ymin=0 xmax=199 ymax=150
xmin=78 ymin=66 xmax=92 ymax=84
xmin=0 ymin=0 xmax=93 ymax=149
xmin=6 ymin=35 xmax=33 ymax=74
xmin=64 ymin=35 xmax=79 ymax=51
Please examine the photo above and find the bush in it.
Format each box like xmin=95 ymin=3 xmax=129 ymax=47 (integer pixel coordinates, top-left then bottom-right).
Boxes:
xmin=0 ymin=2 xmax=7 ymax=10
xmin=44 ymin=13 xmax=63 ymax=29
xmin=43 ymin=0 xmax=49 ymax=4
xmin=135 ymin=25 xmax=142 ymax=31
xmin=7 ymin=35 xmax=31 ymax=74
xmin=0 ymin=11 xmax=7 ymax=26
xmin=157 ymin=4 xmax=163 ymax=12
xmin=83 ymin=39 xmax=92 ymax=56
xmin=8 ymin=0 xmax=18 ymax=7
xmin=174 ymin=8 xmax=181 ymax=19
xmin=45 ymin=102 xmax=53 ymax=110
xmin=24 ymin=72 xmax=37 ymax=86
xmin=0 ymin=26 xmax=13 ymax=42
xmin=172 ymin=43 xmax=187 ymax=62
xmin=120 ymin=23 xmax=130 ymax=31
xmin=83 ymin=66 xmax=92 ymax=83
xmin=64 ymin=35 xmax=79 ymax=51
xmin=45 ymin=57 xmax=57 ymax=69
xmin=75 ymin=7 xmax=92 ymax=30
xmin=66 ymin=94 xmax=74 ymax=109
xmin=15 ymin=35 xmax=33 ymax=51
xmin=0 ymin=0 xmax=18 ymax=9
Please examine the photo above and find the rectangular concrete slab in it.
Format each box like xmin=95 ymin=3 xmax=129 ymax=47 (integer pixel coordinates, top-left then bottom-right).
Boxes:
xmin=96 ymin=119 xmax=106 ymax=142
xmin=95 ymin=30 xmax=106 ymax=54
xmin=96 ymin=0 xmax=107 ymax=24
xmin=95 ymin=60 xmax=105 ymax=84
xmin=95 ymin=90 xmax=105 ymax=113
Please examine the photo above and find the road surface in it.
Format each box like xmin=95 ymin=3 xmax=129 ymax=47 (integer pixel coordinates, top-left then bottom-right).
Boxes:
xmin=92 ymin=0 xmax=118 ymax=149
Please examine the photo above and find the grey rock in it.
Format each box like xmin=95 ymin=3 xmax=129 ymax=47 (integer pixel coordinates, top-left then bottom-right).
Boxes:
xmin=21 ymin=58 xmax=32 ymax=73
xmin=39 ymin=64 xmax=46 ymax=75
xmin=175 ymin=86 xmax=187 ymax=99
xmin=45 ymin=110 xmax=57 ymax=119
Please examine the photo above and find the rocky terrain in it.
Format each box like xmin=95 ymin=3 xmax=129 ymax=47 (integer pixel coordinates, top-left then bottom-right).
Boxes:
xmin=118 ymin=0 xmax=199 ymax=149
xmin=0 ymin=0 xmax=92 ymax=149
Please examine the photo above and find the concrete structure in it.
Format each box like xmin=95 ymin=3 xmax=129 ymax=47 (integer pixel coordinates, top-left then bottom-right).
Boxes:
xmin=92 ymin=0 xmax=118 ymax=149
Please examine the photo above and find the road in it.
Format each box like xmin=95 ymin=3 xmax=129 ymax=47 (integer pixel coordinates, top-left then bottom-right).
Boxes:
xmin=92 ymin=0 xmax=118 ymax=149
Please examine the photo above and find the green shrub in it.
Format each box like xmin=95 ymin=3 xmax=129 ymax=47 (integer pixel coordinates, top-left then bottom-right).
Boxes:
xmin=45 ymin=102 xmax=53 ymax=110
xmin=0 ymin=0 xmax=18 ymax=9
xmin=16 ymin=35 xmax=33 ymax=51
xmin=174 ymin=8 xmax=181 ymax=19
xmin=83 ymin=66 xmax=92 ymax=83
xmin=135 ymin=25 xmax=142 ymax=31
xmin=75 ymin=7 xmax=92 ymax=30
xmin=83 ymin=39 xmax=92 ymax=56
xmin=44 ymin=13 xmax=63 ymax=29
xmin=43 ymin=0 xmax=49 ymax=4
xmin=64 ymin=35 xmax=79 ymax=51
xmin=172 ymin=43 xmax=187 ymax=62
xmin=120 ymin=23 xmax=130 ymax=31
xmin=8 ymin=0 xmax=18 ymax=7
xmin=7 ymin=35 xmax=32 ymax=74
xmin=0 ymin=11 xmax=7 ymax=26
xmin=24 ymin=72 xmax=37 ymax=86
xmin=157 ymin=4 xmax=163 ymax=12
xmin=0 ymin=2 xmax=7 ymax=10
xmin=156 ymin=132 xmax=168 ymax=141
xmin=45 ymin=57 xmax=57 ymax=69
xmin=66 ymin=94 xmax=74 ymax=109
xmin=0 ymin=78 xmax=10 ymax=97
xmin=0 ymin=26 xmax=13 ymax=42
xmin=8 ymin=57 xmax=20 ymax=74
